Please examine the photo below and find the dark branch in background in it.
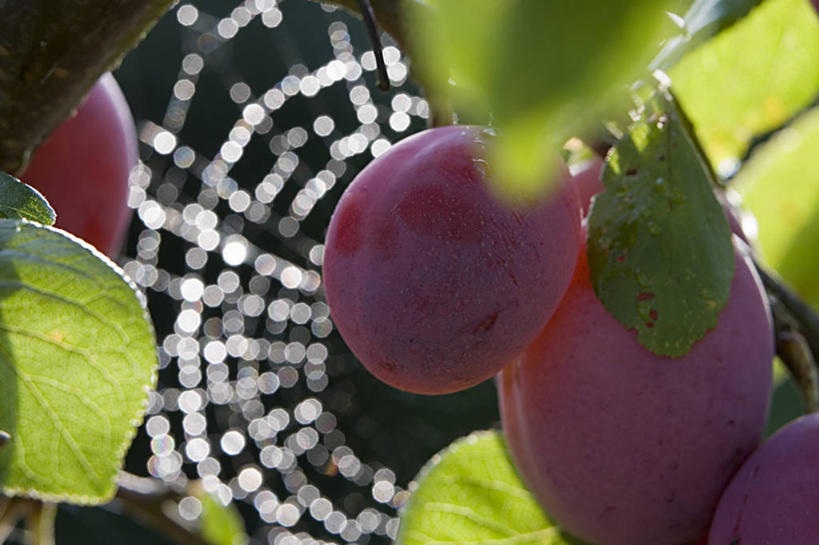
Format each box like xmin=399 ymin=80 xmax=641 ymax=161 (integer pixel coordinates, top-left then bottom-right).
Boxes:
xmin=357 ymin=0 xmax=390 ymax=91
xmin=0 ymin=0 xmax=177 ymax=175
xmin=755 ymin=261 xmax=819 ymax=359
xmin=114 ymin=473 xmax=213 ymax=545
xmin=309 ymin=0 xmax=408 ymax=50
xmin=0 ymin=474 xmax=216 ymax=545
xmin=27 ymin=502 xmax=56 ymax=545
xmin=309 ymin=0 xmax=454 ymax=125
xmin=768 ymin=297 xmax=819 ymax=413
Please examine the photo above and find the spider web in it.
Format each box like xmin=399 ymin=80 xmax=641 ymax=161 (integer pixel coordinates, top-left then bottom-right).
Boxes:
xmin=113 ymin=2 xmax=500 ymax=544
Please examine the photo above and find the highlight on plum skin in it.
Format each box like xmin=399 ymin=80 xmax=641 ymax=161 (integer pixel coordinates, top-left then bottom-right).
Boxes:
xmin=570 ymin=156 xmax=604 ymax=217
xmin=21 ymin=73 xmax=138 ymax=257
xmin=498 ymin=240 xmax=773 ymax=545
xmin=707 ymin=413 xmax=819 ymax=544
xmin=323 ymin=125 xmax=583 ymax=395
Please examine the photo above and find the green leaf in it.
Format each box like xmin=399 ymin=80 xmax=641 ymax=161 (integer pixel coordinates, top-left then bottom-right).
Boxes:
xmin=195 ymin=485 xmax=247 ymax=545
xmin=408 ymin=0 xmax=674 ymax=200
xmin=651 ymin=0 xmax=762 ymax=71
xmin=0 ymin=172 xmax=56 ymax=225
xmin=735 ymin=106 xmax=819 ymax=309
xmin=671 ymin=0 xmax=819 ymax=175
xmin=396 ymin=430 xmax=587 ymax=545
xmin=587 ymin=91 xmax=734 ymax=357
xmin=0 ymin=220 xmax=157 ymax=503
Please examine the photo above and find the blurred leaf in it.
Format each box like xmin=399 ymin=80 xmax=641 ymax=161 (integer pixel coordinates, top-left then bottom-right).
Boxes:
xmin=0 ymin=172 xmax=56 ymax=225
xmin=196 ymin=486 xmax=247 ymax=545
xmin=671 ymin=0 xmax=819 ymax=175
xmin=395 ymin=430 xmax=587 ymax=545
xmin=588 ymin=91 xmax=734 ymax=357
xmin=651 ymin=0 xmax=762 ymax=70
xmin=735 ymin=106 xmax=819 ymax=309
xmin=0 ymin=220 xmax=157 ymax=503
xmin=408 ymin=0 xmax=674 ymax=199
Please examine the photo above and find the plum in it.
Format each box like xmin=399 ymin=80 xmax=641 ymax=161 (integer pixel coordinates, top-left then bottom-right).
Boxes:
xmin=498 ymin=241 xmax=773 ymax=545
xmin=323 ymin=125 xmax=583 ymax=394
xmin=707 ymin=413 xmax=819 ymax=544
xmin=22 ymin=73 xmax=138 ymax=257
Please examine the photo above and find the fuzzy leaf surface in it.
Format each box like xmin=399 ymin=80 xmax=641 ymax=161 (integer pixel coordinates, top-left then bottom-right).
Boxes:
xmin=396 ymin=430 xmax=587 ymax=545
xmin=0 ymin=173 xmax=56 ymax=225
xmin=0 ymin=220 xmax=157 ymax=503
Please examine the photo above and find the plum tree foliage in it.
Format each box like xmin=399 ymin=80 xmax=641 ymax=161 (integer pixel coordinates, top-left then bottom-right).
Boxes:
xmin=0 ymin=0 xmax=817 ymax=544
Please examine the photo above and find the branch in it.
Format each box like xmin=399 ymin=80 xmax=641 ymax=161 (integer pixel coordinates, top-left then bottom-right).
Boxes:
xmin=113 ymin=473 xmax=214 ymax=545
xmin=0 ymin=0 xmax=176 ymax=175
xmin=754 ymin=260 xmax=819 ymax=359
xmin=309 ymin=0 xmax=453 ymax=124
xmin=0 ymin=498 xmax=34 ymax=544
xmin=308 ymin=0 xmax=407 ymax=50
xmin=26 ymin=502 xmax=56 ymax=545
xmin=768 ymin=297 xmax=819 ymax=413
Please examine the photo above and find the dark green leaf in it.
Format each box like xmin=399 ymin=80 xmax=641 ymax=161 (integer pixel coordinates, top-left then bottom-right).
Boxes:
xmin=651 ymin=0 xmax=762 ymax=71
xmin=395 ymin=430 xmax=587 ymax=545
xmin=0 ymin=172 xmax=56 ymax=225
xmin=409 ymin=0 xmax=674 ymax=199
xmin=588 ymin=91 xmax=734 ymax=357
xmin=671 ymin=0 xmax=819 ymax=174
xmin=0 ymin=220 xmax=157 ymax=503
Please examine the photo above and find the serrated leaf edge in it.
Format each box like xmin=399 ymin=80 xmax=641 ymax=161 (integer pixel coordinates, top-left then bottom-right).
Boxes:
xmin=0 ymin=220 xmax=158 ymax=504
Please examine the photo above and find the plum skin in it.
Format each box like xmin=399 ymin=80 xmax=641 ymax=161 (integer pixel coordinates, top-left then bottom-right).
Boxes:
xmin=707 ymin=413 xmax=819 ymax=544
xmin=323 ymin=125 xmax=582 ymax=395
xmin=22 ymin=73 xmax=138 ymax=257
xmin=499 ymin=242 xmax=773 ymax=545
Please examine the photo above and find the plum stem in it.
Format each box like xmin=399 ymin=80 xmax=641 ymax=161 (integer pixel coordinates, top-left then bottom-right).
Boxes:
xmin=357 ymin=0 xmax=390 ymax=91
xmin=311 ymin=0 xmax=454 ymax=127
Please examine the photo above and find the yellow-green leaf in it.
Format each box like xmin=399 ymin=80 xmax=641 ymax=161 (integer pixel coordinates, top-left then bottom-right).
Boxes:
xmin=0 ymin=220 xmax=157 ymax=503
xmin=672 ymin=0 xmax=819 ymax=175
xmin=396 ymin=430 xmax=587 ymax=545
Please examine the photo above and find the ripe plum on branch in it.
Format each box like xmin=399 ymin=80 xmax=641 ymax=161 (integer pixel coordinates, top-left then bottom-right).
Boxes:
xmin=323 ymin=125 xmax=582 ymax=395
xmin=499 ymin=241 xmax=773 ymax=545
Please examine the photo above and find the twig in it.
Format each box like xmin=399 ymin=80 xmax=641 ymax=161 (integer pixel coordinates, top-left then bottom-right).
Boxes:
xmin=357 ymin=0 xmax=390 ymax=91
xmin=26 ymin=502 xmax=56 ymax=545
xmin=0 ymin=498 xmax=33 ymax=544
xmin=113 ymin=473 xmax=213 ymax=545
xmin=754 ymin=260 xmax=819 ymax=359
xmin=768 ymin=297 xmax=819 ymax=413
xmin=308 ymin=0 xmax=408 ymax=50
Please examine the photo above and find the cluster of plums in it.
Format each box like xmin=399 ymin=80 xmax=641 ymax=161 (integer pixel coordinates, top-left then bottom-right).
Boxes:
xmin=324 ymin=126 xmax=817 ymax=544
